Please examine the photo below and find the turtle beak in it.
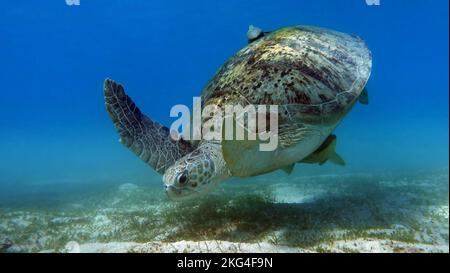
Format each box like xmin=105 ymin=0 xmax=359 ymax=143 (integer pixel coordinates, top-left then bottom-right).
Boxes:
xmin=164 ymin=184 xmax=200 ymax=201
xmin=164 ymin=185 xmax=181 ymax=200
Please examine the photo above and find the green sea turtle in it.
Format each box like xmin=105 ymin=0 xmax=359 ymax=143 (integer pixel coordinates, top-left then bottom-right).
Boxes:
xmin=104 ymin=25 xmax=372 ymax=200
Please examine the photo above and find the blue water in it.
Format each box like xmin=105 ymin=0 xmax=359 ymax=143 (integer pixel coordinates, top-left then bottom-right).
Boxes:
xmin=0 ymin=0 xmax=448 ymax=185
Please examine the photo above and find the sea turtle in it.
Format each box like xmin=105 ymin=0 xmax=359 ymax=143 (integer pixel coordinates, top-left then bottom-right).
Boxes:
xmin=104 ymin=25 xmax=372 ymax=200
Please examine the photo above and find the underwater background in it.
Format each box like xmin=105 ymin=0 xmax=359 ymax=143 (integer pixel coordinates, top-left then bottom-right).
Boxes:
xmin=0 ymin=0 xmax=448 ymax=253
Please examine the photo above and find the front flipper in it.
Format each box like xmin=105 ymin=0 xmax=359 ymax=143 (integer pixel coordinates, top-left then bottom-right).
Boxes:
xmin=300 ymin=134 xmax=346 ymax=166
xmin=104 ymin=79 xmax=194 ymax=174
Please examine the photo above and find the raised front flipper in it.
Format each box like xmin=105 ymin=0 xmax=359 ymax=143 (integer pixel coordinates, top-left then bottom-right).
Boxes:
xmin=104 ymin=79 xmax=194 ymax=174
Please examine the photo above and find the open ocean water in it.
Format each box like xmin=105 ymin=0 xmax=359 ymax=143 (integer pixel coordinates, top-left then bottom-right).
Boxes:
xmin=0 ymin=0 xmax=448 ymax=253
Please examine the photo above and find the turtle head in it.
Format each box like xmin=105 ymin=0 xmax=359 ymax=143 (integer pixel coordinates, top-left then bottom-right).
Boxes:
xmin=162 ymin=148 xmax=227 ymax=201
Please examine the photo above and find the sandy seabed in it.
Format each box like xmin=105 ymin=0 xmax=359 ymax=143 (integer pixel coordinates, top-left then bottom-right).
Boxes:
xmin=1 ymin=169 xmax=448 ymax=253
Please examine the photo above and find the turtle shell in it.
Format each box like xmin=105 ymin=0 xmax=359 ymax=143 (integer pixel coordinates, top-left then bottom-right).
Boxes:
xmin=201 ymin=26 xmax=372 ymax=125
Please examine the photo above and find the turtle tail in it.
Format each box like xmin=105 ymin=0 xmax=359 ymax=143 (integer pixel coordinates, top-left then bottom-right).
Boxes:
xmin=103 ymin=79 xmax=194 ymax=174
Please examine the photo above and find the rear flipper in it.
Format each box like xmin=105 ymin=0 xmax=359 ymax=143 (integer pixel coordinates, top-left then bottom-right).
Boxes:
xmin=358 ymin=87 xmax=369 ymax=105
xmin=300 ymin=134 xmax=346 ymax=166
xmin=104 ymin=79 xmax=194 ymax=174
xmin=247 ymin=25 xmax=271 ymax=43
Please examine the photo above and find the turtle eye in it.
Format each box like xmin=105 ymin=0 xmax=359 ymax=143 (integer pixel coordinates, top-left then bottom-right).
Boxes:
xmin=177 ymin=173 xmax=188 ymax=185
